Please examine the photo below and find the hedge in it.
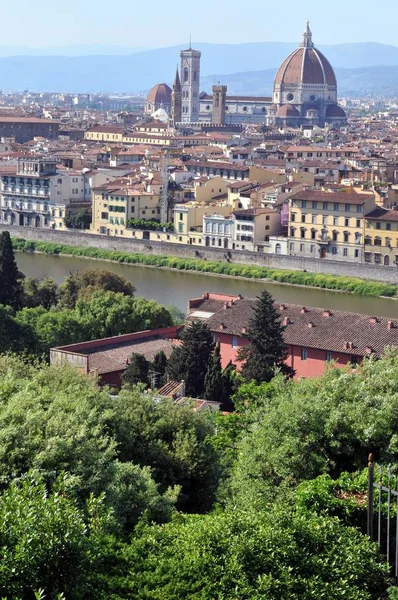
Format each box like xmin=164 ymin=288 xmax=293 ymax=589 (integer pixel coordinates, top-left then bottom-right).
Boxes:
xmin=12 ymin=237 xmax=398 ymax=298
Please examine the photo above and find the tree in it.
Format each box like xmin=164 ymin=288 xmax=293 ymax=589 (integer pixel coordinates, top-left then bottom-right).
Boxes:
xmin=58 ymin=269 xmax=135 ymax=308
xmin=0 ymin=474 xmax=114 ymax=599
xmin=166 ymin=322 xmax=214 ymax=398
xmin=15 ymin=307 xmax=84 ymax=355
xmin=0 ymin=231 xmax=23 ymax=309
xmin=64 ymin=209 xmax=92 ymax=230
xmin=122 ymin=353 xmax=150 ymax=388
xmin=204 ymin=342 xmax=224 ymax=402
xmin=22 ymin=277 xmax=59 ymax=309
xmin=238 ymin=290 xmax=294 ymax=383
xmin=125 ymin=506 xmax=388 ymax=600
xmin=151 ymin=350 xmax=168 ymax=388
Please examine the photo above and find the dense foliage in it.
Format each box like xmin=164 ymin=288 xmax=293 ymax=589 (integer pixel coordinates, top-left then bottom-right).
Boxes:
xmin=0 ymin=351 xmax=397 ymax=596
xmin=126 ymin=218 xmax=174 ymax=232
xmin=12 ymin=237 xmax=397 ymax=297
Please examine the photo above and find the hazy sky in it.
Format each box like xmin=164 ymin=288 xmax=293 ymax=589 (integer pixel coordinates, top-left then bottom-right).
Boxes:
xmin=3 ymin=0 xmax=398 ymax=48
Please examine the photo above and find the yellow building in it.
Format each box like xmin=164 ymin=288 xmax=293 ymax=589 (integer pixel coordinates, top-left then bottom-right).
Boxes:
xmin=288 ymin=189 xmax=376 ymax=262
xmin=172 ymin=201 xmax=232 ymax=244
xmin=364 ymin=207 xmax=398 ymax=267
xmin=91 ymin=182 xmax=160 ymax=236
xmin=84 ymin=126 xmax=125 ymax=143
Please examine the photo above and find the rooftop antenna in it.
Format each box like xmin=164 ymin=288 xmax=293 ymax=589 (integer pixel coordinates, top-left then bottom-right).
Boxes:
xmin=189 ymin=34 xmax=192 ymax=49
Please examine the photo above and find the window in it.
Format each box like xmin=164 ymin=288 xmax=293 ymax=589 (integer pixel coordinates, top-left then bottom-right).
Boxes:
xmin=333 ymin=217 xmax=338 ymax=226
xmin=345 ymin=218 xmax=349 ymax=227
xmin=300 ymin=243 xmax=304 ymax=252
xmin=356 ymin=219 xmax=361 ymax=228
xmin=291 ymin=213 xmax=296 ymax=222
xmin=101 ymin=212 xmax=108 ymax=219
xmin=302 ymin=201 xmax=307 ymax=208
xmin=301 ymin=347 xmax=308 ymax=361
xmin=326 ymin=351 xmax=333 ymax=362
xmin=300 ymin=229 xmax=305 ymax=239
xmin=301 ymin=214 xmax=306 ymax=223
xmin=356 ymin=205 xmax=362 ymax=213
xmin=323 ymin=202 xmax=328 ymax=210
xmin=386 ymin=223 xmax=391 ymax=231
xmin=290 ymin=242 xmax=294 ymax=251
xmin=354 ymin=249 xmax=359 ymax=258
xmin=311 ymin=229 xmax=316 ymax=240
xmin=345 ymin=204 xmax=351 ymax=212
xmin=343 ymin=248 xmax=348 ymax=256
xmin=310 ymin=244 xmax=315 ymax=253
xmin=332 ymin=247 xmax=337 ymax=255
xmin=334 ymin=203 xmax=339 ymax=211
xmin=332 ymin=231 xmax=338 ymax=241
xmin=178 ymin=222 xmax=183 ymax=233
xmin=376 ymin=222 xmax=381 ymax=229
xmin=232 ymin=336 xmax=238 ymax=348
xmin=179 ymin=212 xmax=183 ymax=221
xmin=344 ymin=232 xmax=349 ymax=243
xmin=312 ymin=215 xmax=316 ymax=224
xmin=312 ymin=201 xmax=317 ymax=209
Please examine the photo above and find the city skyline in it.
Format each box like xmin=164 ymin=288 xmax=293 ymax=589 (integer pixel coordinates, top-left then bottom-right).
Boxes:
xmin=1 ymin=0 xmax=398 ymax=50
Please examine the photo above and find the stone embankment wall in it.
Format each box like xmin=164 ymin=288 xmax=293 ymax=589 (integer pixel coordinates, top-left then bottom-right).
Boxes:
xmin=2 ymin=224 xmax=397 ymax=285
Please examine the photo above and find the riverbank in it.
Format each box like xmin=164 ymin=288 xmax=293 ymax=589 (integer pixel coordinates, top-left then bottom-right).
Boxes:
xmin=12 ymin=238 xmax=398 ymax=298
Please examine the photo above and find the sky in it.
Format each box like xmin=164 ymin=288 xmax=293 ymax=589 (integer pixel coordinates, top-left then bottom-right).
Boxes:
xmin=2 ymin=0 xmax=398 ymax=49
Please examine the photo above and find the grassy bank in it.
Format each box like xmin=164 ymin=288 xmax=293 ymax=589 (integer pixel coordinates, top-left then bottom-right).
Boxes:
xmin=12 ymin=237 xmax=398 ymax=298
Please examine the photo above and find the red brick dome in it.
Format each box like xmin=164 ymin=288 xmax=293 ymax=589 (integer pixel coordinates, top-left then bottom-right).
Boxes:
xmin=146 ymin=83 xmax=172 ymax=106
xmin=277 ymin=104 xmax=300 ymax=118
xmin=325 ymin=104 xmax=346 ymax=118
xmin=275 ymin=24 xmax=337 ymax=88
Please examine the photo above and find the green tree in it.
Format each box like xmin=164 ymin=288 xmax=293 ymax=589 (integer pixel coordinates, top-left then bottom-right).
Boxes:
xmin=204 ymin=342 xmax=224 ymax=402
xmin=126 ymin=506 xmax=387 ymax=600
xmin=166 ymin=322 xmax=214 ymax=398
xmin=122 ymin=353 xmax=150 ymax=388
xmin=22 ymin=277 xmax=59 ymax=309
xmin=75 ymin=292 xmax=173 ymax=340
xmin=58 ymin=269 xmax=135 ymax=308
xmin=0 ymin=231 xmax=23 ymax=310
xmin=15 ymin=307 xmax=83 ymax=355
xmin=64 ymin=209 xmax=92 ymax=230
xmin=151 ymin=350 xmax=168 ymax=388
xmin=110 ymin=390 xmax=220 ymax=512
xmin=238 ymin=290 xmax=294 ymax=383
xmin=0 ymin=474 xmax=114 ymax=599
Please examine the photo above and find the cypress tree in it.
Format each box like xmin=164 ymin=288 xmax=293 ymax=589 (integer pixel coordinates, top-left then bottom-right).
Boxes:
xmin=122 ymin=353 xmax=150 ymax=388
xmin=238 ymin=290 xmax=294 ymax=383
xmin=204 ymin=342 xmax=224 ymax=402
xmin=151 ymin=350 xmax=168 ymax=388
xmin=0 ymin=231 xmax=23 ymax=310
xmin=166 ymin=322 xmax=214 ymax=398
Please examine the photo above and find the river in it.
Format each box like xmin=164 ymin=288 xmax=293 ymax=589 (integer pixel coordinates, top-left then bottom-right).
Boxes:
xmin=16 ymin=252 xmax=398 ymax=318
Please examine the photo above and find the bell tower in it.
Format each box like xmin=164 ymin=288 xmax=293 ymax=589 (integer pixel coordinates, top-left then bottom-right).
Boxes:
xmin=180 ymin=46 xmax=201 ymax=123
xmin=212 ymin=84 xmax=227 ymax=125
xmin=171 ymin=66 xmax=182 ymax=125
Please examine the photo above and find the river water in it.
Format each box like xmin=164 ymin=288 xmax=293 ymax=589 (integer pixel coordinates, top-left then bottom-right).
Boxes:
xmin=16 ymin=252 xmax=398 ymax=318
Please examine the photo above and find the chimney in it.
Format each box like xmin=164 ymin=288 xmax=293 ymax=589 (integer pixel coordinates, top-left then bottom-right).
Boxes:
xmin=347 ymin=341 xmax=353 ymax=351
xmin=387 ymin=320 xmax=394 ymax=330
xmin=223 ymin=302 xmax=230 ymax=309
xmin=280 ymin=303 xmax=287 ymax=310
xmin=308 ymin=321 xmax=314 ymax=328
xmin=241 ymin=327 xmax=247 ymax=334
xmin=369 ymin=316 xmax=378 ymax=325
xmin=323 ymin=310 xmax=332 ymax=317
xmin=282 ymin=317 xmax=291 ymax=326
xmin=300 ymin=307 xmax=308 ymax=314
xmin=219 ymin=323 xmax=226 ymax=330
xmin=365 ymin=346 xmax=373 ymax=354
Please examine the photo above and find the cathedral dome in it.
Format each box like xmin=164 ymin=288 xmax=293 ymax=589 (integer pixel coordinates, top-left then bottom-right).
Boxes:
xmin=277 ymin=104 xmax=300 ymax=118
xmin=146 ymin=83 xmax=172 ymax=107
xmin=274 ymin=23 xmax=337 ymax=88
xmin=325 ymin=104 xmax=346 ymax=119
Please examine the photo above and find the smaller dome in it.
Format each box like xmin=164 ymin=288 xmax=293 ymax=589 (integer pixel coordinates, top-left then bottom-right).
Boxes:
xmin=325 ymin=104 xmax=346 ymax=119
xmin=147 ymin=83 xmax=172 ymax=106
xmin=277 ymin=104 xmax=300 ymax=118
xmin=151 ymin=107 xmax=169 ymax=123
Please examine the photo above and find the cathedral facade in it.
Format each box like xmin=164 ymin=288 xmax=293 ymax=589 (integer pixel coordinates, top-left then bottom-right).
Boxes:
xmin=147 ymin=24 xmax=346 ymax=129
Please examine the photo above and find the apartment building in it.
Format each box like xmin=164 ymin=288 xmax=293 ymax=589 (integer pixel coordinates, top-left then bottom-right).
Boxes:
xmin=364 ymin=207 xmax=398 ymax=267
xmin=0 ymin=157 xmax=87 ymax=229
xmin=287 ymin=189 xmax=376 ymax=261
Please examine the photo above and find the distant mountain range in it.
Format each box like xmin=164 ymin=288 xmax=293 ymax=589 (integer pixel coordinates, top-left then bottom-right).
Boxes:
xmin=0 ymin=41 xmax=397 ymax=95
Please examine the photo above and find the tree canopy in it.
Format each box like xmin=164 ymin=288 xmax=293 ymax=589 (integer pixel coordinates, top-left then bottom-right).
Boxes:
xmin=0 ymin=231 xmax=23 ymax=310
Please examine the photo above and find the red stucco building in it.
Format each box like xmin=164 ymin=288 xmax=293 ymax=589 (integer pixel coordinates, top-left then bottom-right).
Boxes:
xmin=188 ymin=293 xmax=397 ymax=379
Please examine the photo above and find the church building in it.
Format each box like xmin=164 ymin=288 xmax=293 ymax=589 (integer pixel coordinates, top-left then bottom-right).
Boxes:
xmin=146 ymin=24 xmax=346 ymax=129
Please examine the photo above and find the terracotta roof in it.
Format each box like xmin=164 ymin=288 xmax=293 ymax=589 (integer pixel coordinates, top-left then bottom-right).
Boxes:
xmin=366 ymin=207 xmax=398 ymax=222
xmin=277 ymin=104 xmax=300 ymax=118
xmin=146 ymin=83 xmax=172 ymax=105
xmin=193 ymin=296 xmax=397 ymax=358
xmin=275 ymin=46 xmax=336 ymax=87
xmin=291 ymin=189 xmax=372 ymax=205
